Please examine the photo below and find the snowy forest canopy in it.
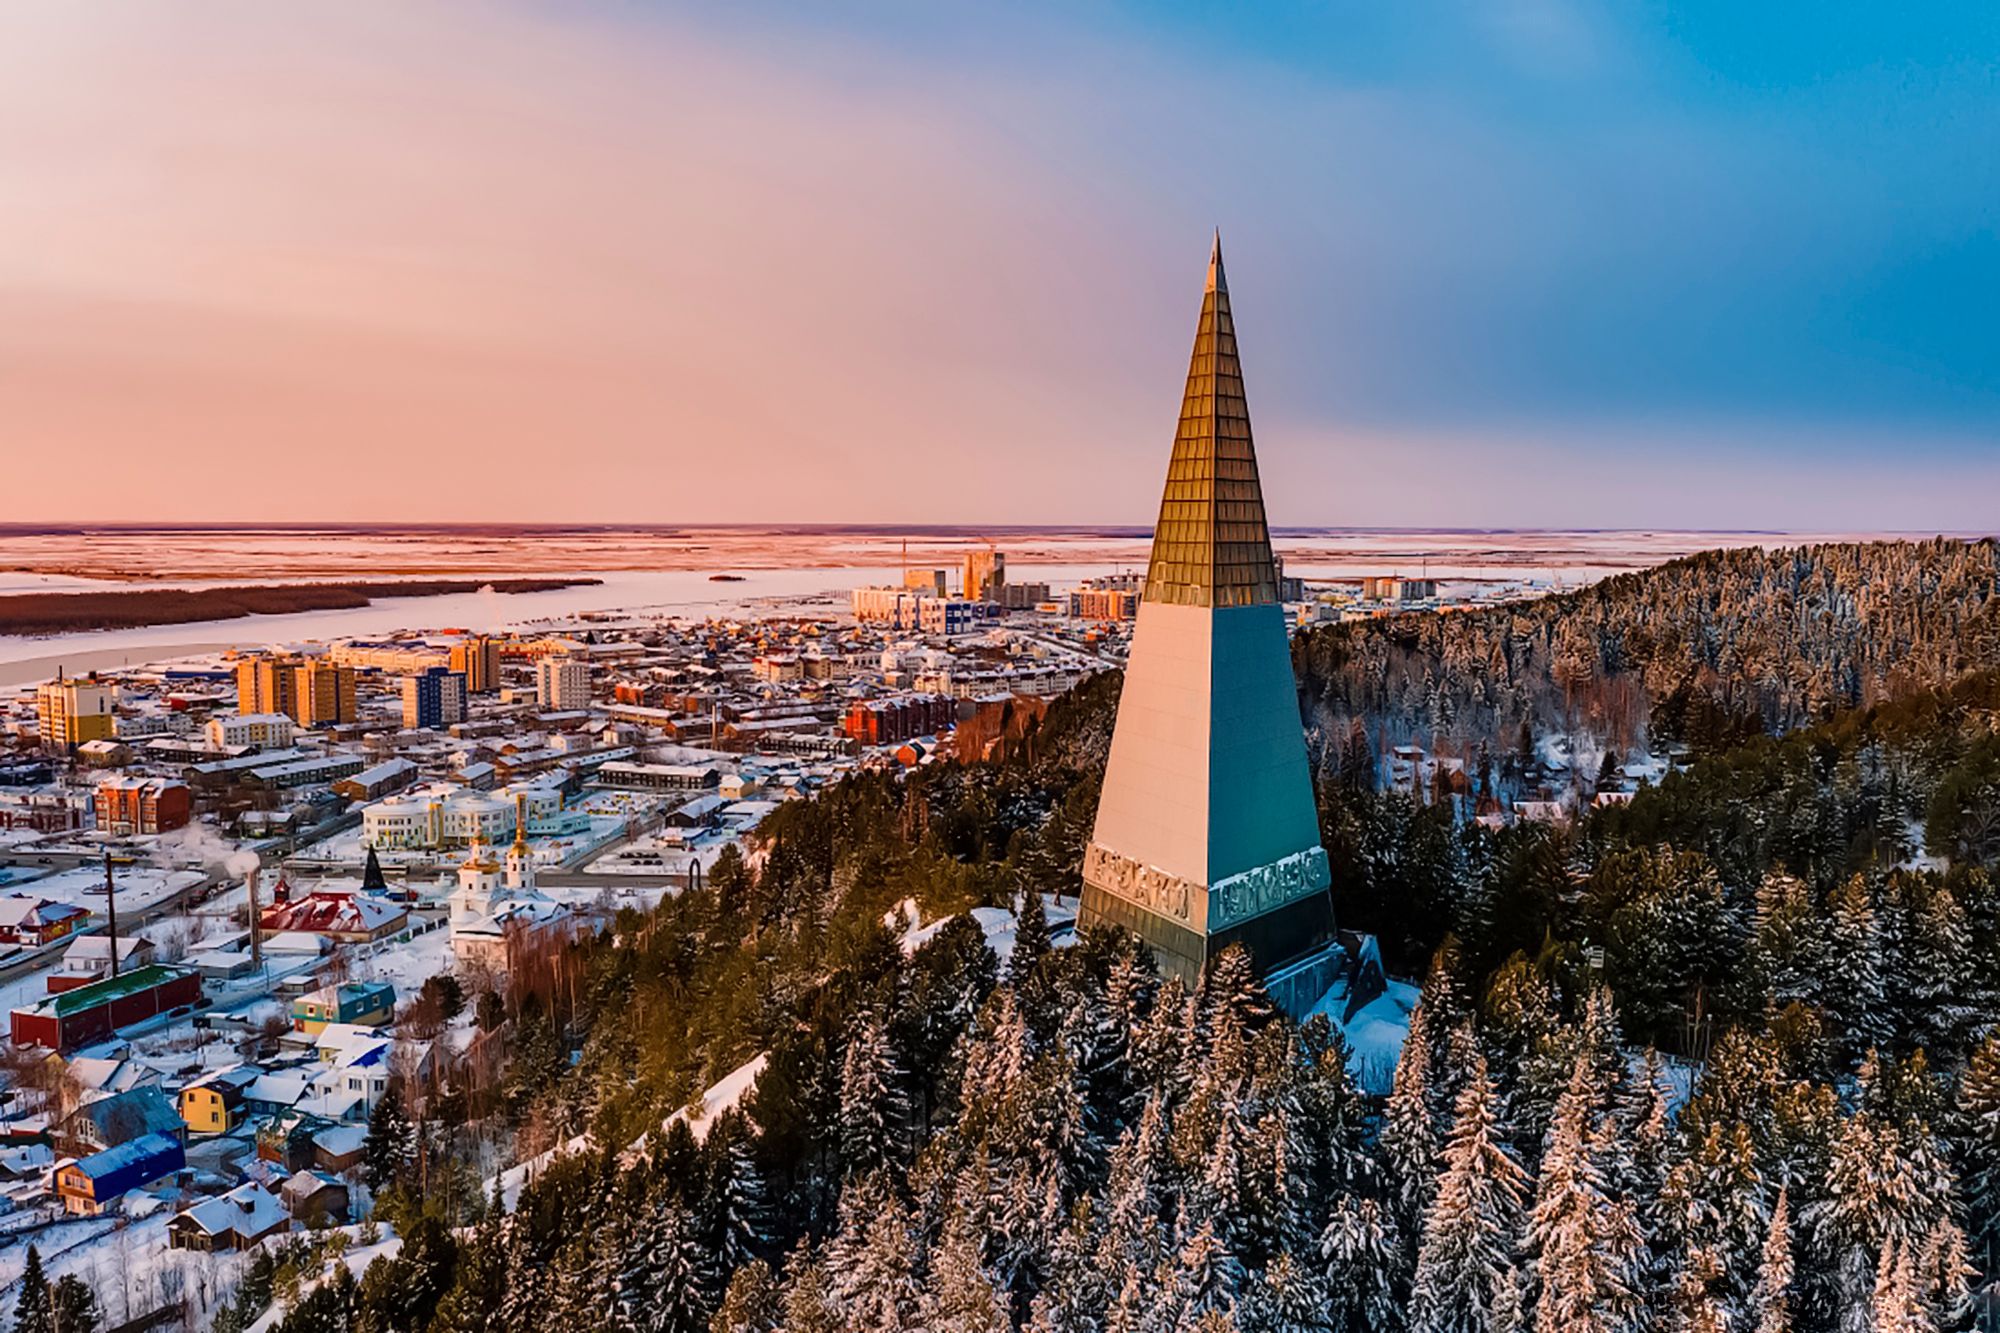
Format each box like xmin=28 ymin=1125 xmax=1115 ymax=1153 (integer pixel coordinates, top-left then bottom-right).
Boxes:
xmin=232 ymin=539 xmax=2000 ymax=1333
xmin=1294 ymin=537 xmax=2000 ymax=766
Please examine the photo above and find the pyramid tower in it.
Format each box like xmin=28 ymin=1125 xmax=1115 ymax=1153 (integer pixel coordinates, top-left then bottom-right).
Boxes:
xmin=1078 ymin=233 xmax=1335 ymax=992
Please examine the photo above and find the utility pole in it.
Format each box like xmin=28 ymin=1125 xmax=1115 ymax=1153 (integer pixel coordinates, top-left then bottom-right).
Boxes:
xmin=246 ymin=866 xmax=263 ymax=976
xmin=103 ymin=851 xmax=120 ymax=981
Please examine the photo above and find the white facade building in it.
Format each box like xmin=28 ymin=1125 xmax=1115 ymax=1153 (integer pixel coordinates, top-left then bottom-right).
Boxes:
xmin=535 ymin=657 xmax=591 ymax=710
xmin=206 ymin=713 xmax=298 ymax=749
xmin=361 ymin=782 xmax=565 ymax=850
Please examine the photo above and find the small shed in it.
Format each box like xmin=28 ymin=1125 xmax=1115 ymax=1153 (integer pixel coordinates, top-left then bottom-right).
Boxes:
xmin=279 ymin=1170 xmax=350 ymax=1225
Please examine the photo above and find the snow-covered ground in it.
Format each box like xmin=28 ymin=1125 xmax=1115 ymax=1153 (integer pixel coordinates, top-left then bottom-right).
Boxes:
xmin=656 ymin=1054 xmax=768 ymax=1149
xmin=6 ymin=864 xmax=206 ymax=918
xmin=0 ymin=1199 xmax=272 ymax=1330
xmin=883 ymin=894 xmax=1080 ymax=963
xmin=341 ymin=916 xmax=456 ymax=996
xmin=583 ymin=829 xmax=737 ymax=878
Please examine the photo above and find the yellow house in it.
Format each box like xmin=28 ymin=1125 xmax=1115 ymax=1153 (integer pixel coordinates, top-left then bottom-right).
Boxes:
xmin=179 ymin=1068 xmax=258 ymax=1135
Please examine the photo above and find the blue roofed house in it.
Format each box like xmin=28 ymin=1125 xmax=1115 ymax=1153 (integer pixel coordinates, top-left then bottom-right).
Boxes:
xmin=53 ymin=1132 xmax=184 ymax=1216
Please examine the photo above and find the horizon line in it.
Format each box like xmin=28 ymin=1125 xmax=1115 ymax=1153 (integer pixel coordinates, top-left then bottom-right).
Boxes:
xmin=3 ymin=520 xmax=1995 ymax=539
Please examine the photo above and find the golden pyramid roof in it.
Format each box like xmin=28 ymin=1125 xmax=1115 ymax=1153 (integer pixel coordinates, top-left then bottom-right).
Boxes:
xmin=1143 ymin=231 xmax=1281 ymax=610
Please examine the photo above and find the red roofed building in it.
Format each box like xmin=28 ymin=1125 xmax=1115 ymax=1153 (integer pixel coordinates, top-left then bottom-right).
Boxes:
xmin=258 ymin=887 xmax=407 ymax=944
xmin=0 ymin=895 xmax=90 ymax=948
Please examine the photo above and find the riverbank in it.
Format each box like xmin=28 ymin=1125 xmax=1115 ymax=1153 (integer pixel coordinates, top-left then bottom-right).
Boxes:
xmin=0 ymin=577 xmax=600 ymax=637
xmin=0 ymin=643 xmax=238 ymax=690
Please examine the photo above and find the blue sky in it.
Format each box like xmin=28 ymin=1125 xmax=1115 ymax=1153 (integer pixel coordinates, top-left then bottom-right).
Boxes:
xmin=722 ymin=0 xmax=2000 ymax=425
xmin=2 ymin=2 xmax=1994 ymax=526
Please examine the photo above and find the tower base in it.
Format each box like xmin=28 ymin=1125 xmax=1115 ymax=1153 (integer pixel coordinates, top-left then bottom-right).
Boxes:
xmin=1078 ymin=880 xmax=1337 ymax=1003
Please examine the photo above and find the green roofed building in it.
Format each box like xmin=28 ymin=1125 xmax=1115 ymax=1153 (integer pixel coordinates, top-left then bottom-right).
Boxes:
xmin=1078 ymin=235 xmax=1339 ymax=1012
xmin=10 ymin=964 xmax=203 ymax=1051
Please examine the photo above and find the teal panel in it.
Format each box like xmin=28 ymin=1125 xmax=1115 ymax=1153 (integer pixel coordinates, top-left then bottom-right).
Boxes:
xmin=1205 ymin=602 xmax=1321 ymax=883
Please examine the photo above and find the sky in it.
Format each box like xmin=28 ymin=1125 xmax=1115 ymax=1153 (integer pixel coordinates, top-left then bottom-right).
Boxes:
xmin=1 ymin=2 xmax=1996 ymax=529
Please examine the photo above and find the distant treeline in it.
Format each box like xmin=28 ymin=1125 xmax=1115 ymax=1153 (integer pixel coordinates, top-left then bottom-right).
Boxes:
xmin=0 ymin=577 xmax=599 ymax=635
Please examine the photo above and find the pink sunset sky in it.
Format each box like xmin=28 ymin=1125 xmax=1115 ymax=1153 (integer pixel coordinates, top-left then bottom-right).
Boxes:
xmin=2 ymin=4 xmax=1995 ymax=528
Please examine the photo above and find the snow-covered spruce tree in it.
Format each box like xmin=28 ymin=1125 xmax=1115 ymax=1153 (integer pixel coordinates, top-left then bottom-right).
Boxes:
xmin=1318 ymin=1195 xmax=1402 ymax=1333
xmin=1038 ymin=1008 xmax=1102 ymax=1200
xmin=1802 ymin=1110 xmax=1942 ymax=1333
xmin=1237 ymin=1251 xmax=1332 ymax=1333
xmin=1242 ymin=1104 xmax=1315 ymax=1264
xmin=1663 ymin=1246 xmax=1731 ymax=1333
xmin=547 ymin=1232 xmax=610 ymax=1333
xmin=1612 ymin=1050 xmax=1670 ymax=1194
xmin=1010 ymin=884 xmax=1052 ymax=979
xmin=13 ymin=1246 xmax=51 ymax=1333
xmin=776 ymin=1250 xmax=841 ymax=1333
xmin=711 ymin=1258 xmax=780 ymax=1333
xmin=1065 ymin=974 xmax=1134 ymax=1149
xmin=1101 ymin=1094 xmax=1174 ymax=1276
xmin=1871 ymin=1242 xmax=1927 ymax=1333
xmin=1030 ymin=1201 xmax=1111 ymax=1333
xmin=1296 ymin=1015 xmax=1371 ymax=1196
xmin=1382 ymin=999 xmax=1441 ymax=1231
xmin=921 ymin=1207 xmax=1011 ymax=1333
xmin=959 ymin=986 xmax=1034 ymax=1143
xmin=990 ymin=1158 xmax=1054 ymax=1303
xmin=1188 ymin=1102 xmax=1247 ymax=1251
xmin=1103 ymin=941 xmax=1155 ymax=1071
xmin=1750 ymin=871 xmax=1825 ymax=1012
xmin=1174 ymin=1217 xmax=1245 ymax=1328
xmin=1478 ymin=956 xmax=1560 ymax=1083
xmin=1132 ymin=975 xmax=1199 ymax=1104
xmin=496 ymin=1221 xmax=549 ymax=1333
xmin=364 ymin=1082 xmax=418 ymax=1192
xmin=1825 ymin=874 xmax=1890 ymax=1059
xmin=1410 ymin=1054 xmax=1529 ymax=1333
xmin=707 ymin=1112 xmax=776 ymax=1275
xmin=1657 ymin=1119 xmax=1768 ymax=1323
xmin=827 ymin=1180 xmax=922 ymax=1332
xmin=1748 ymin=1186 xmax=1794 ymax=1333
xmin=1101 ymin=1262 xmax=1151 ymax=1333
xmin=1954 ymin=1028 xmax=2000 ymax=1262
xmin=1907 ymin=881 xmax=1975 ymax=1060
xmin=1201 ymin=945 xmax=1277 ymax=1036
xmin=1913 ymin=1217 xmax=1974 ymax=1332
xmin=621 ymin=1190 xmax=714 ymax=1333
xmin=1524 ymin=1055 xmax=1641 ymax=1333
xmin=837 ymin=1004 xmax=908 ymax=1178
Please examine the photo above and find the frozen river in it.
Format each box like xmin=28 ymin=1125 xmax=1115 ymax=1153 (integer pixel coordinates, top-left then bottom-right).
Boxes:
xmin=0 ymin=525 xmax=1935 ymax=687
